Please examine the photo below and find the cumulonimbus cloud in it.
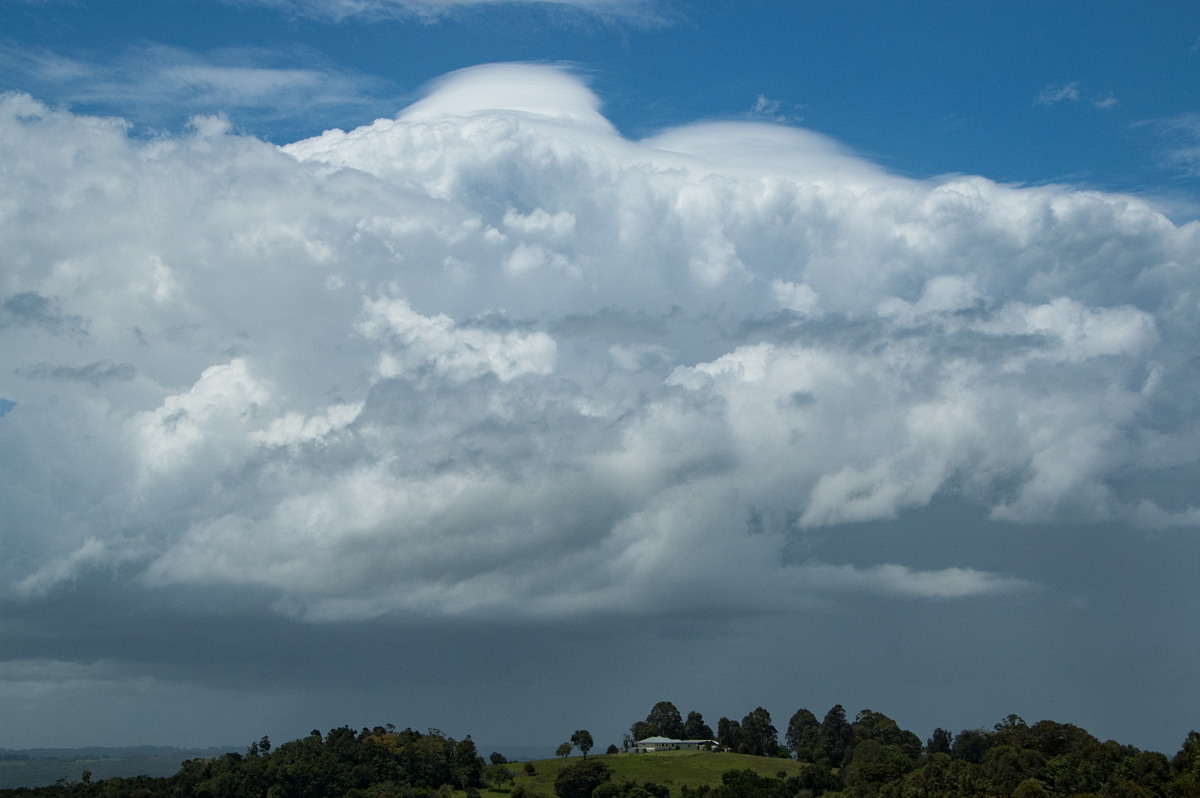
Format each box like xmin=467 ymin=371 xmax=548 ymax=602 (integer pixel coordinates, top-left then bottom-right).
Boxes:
xmin=2 ymin=64 xmax=1197 ymax=622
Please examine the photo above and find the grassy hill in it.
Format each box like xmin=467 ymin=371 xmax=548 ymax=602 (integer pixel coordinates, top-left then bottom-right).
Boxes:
xmin=511 ymin=751 xmax=809 ymax=798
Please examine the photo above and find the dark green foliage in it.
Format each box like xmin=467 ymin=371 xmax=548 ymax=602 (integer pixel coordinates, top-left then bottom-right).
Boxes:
xmin=571 ymin=731 xmax=594 ymax=759
xmin=557 ymin=743 xmax=574 ymax=759
xmin=684 ymin=713 xmax=714 ymax=742
xmin=646 ymin=704 xmax=684 ymax=741
xmin=926 ymin=727 xmax=952 ymax=756
xmin=716 ymin=719 xmax=741 ymax=753
xmin=606 ymin=745 xmax=620 ymax=756
xmin=630 ymin=723 xmax=659 ymax=744
xmin=595 ymin=778 xmax=671 ymax=798
xmin=1013 ymin=776 xmax=1049 ymax=797
xmin=1176 ymin=731 xmax=1200 ymax=778
xmin=737 ymin=709 xmax=778 ymax=758
xmin=0 ymin=712 xmax=1192 ymax=798
xmin=553 ymin=758 xmax=612 ymax=798
xmin=951 ymin=727 xmax=995 ymax=764
xmin=0 ymin=725 xmax=484 ymax=798
xmin=842 ymin=738 xmax=914 ymax=791
xmin=710 ymin=769 xmax=788 ymax=798
xmin=482 ymin=763 xmax=513 ymax=791
xmin=640 ymin=781 xmax=670 ymax=798
xmin=786 ymin=762 xmax=840 ymax=796
xmin=784 ymin=709 xmax=823 ymax=764
xmin=819 ymin=705 xmax=853 ymax=768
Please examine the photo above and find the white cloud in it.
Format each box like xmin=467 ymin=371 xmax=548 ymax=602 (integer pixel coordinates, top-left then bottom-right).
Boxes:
xmin=0 ymin=41 xmax=395 ymax=129
xmin=127 ymin=359 xmax=272 ymax=481
xmin=357 ymin=295 xmax=558 ymax=381
xmin=1036 ymin=81 xmax=1080 ymax=106
xmin=793 ymin=562 xmax=1029 ymax=599
xmin=229 ymin=0 xmax=665 ymax=23
xmin=3 ymin=64 xmax=1199 ymax=623
xmin=1034 ymin=80 xmax=1118 ymax=110
xmin=770 ymin=279 xmax=822 ymax=316
xmin=1157 ymin=112 xmax=1200 ymax=177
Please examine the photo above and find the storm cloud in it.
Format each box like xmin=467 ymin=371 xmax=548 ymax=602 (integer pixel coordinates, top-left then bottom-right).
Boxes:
xmin=2 ymin=62 xmax=1199 ymax=750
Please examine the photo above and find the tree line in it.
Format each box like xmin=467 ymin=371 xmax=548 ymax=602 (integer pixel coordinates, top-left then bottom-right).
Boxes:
xmin=613 ymin=700 xmax=1200 ymax=797
xmin=5 ymin=705 xmax=1200 ymax=798
xmin=0 ymin=725 xmax=485 ymax=798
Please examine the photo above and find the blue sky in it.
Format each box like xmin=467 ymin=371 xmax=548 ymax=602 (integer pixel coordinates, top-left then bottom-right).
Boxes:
xmin=3 ymin=0 xmax=1200 ymax=762
xmin=5 ymin=1 xmax=1200 ymax=193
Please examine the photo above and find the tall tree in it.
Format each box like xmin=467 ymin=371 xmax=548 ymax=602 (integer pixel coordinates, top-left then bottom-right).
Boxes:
xmin=1178 ymin=732 xmax=1200 ymax=771
xmin=571 ymin=729 xmax=594 ymax=758
xmin=741 ymin=707 xmax=780 ymax=757
xmin=646 ymin=702 xmax=685 ymax=740
xmin=785 ymin=708 xmax=823 ymax=762
xmin=852 ymin=709 xmax=903 ymax=746
xmin=952 ymin=728 xmax=996 ymax=764
xmin=452 ymin=735 xmax=483 ymax=790
xmin=684 ymin=711 xmax=714 ymax=741
xmin=821 ymin=705 xmax=853 ymax=767
xmin=927 ymin=728 xmax=953 ymax=756
xmin=717 ymin=717 xmax=743 ymax=752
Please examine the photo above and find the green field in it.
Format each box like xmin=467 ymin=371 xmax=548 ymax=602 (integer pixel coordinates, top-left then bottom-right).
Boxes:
xmin=508 ymin=751 xmax=809 ymax=798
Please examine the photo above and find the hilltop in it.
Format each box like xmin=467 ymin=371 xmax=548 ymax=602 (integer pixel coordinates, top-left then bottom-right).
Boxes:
xmin=513 ymin=751 xmax=808 ymax=797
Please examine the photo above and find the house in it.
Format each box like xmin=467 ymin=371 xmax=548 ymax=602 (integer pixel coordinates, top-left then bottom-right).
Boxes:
xmin=632 ymin=736 xmax=720 ymax=753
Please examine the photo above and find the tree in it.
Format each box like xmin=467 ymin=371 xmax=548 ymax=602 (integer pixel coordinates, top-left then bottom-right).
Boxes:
xmin=1012 ymin=777 xmax=1048 ymax=798
xmin=631 ymin=721 xmax=659 ymax=743
xmin=711 ymin=768 xmax=786 ymax=798
xmin=952 ymin=728 xmax=995 ymax=764
xmin=852 ymin=709 xmax=905 ymax=748
xmin=820 ymin=705 xmax=853 ymax=767
xmin=927 ymin=728 xmax=953 ymax=756
xmin=571 ymin=730 xmax=594 ymax=758
xmin=482 ymin=764 xmax=513 ymax=791
xmin=556 ymin=742 xmax=573 ymax=759
xmin=554 ymin=759 xmax=613 ymax=798
xmin=717 ymin=718 xmax=743 ymax=752
xmin=489 ymin=752 xmax=508 ymax=765
xmin=646 ymin=702 xmax=685 ymax=740
xmin=785 ymin=709 xmax=823 ymax=763
xmin=740 ymin=707 xmax=780 ymax=757
xmin=684 ymin=711 xmax=715 ymax=741
xmin=452 ymin=735 xmax=483 ymax=790
xmin=1176 ymin=731 xmax=1200 ymax=778
xmin=606 ymin=744 xmax=620 ymax=755
xmin=842 ymin=739 xmax=914 ymax=789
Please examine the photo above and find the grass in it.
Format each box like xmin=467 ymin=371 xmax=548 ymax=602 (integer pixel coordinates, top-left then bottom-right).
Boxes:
xmin=501 ymin=752 xmax=810 ymax=798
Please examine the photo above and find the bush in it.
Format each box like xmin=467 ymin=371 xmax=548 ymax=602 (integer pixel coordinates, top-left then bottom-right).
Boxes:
xmin=554 ymin=759 xmax=613 ymax=798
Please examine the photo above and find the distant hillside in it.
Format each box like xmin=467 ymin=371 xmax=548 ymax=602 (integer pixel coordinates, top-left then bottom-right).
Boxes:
xmin=0 ymin=747 xmax=234 ymax=789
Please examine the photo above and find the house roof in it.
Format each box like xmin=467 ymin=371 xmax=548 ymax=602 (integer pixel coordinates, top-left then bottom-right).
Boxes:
xmin=635 ymin=737 xmax=719 ymax=745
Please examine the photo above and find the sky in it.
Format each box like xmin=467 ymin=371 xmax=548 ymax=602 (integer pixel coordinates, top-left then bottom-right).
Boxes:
xmin=2 ymin=0 xmax=1200 ymax=761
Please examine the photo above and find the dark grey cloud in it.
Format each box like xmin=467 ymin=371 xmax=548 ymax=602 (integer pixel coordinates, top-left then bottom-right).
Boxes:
xmin=19 ymin=360 xmax=136 ymax=385
xmin=1 ymin=292 xmax=86 ymax=336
